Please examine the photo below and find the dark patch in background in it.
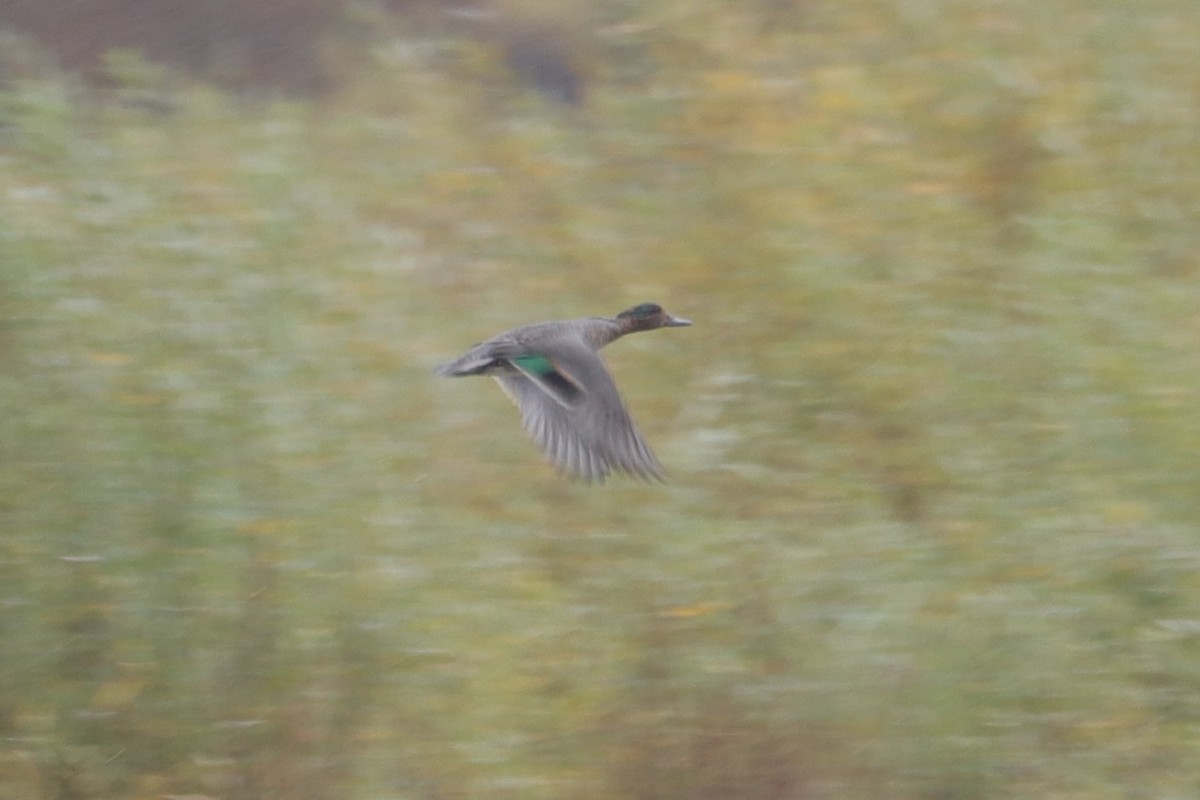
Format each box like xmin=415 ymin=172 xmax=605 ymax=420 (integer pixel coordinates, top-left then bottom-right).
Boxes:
xmin=0 ymin=0 xmax=586 ymax=103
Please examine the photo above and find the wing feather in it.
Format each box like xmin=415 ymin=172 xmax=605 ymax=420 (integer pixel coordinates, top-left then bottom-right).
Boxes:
xmin=494 ymin=339 xmax=664 ymax=483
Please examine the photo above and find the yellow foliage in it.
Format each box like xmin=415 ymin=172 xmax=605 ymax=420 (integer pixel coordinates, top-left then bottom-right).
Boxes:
xmin=87 ymin=350 xmax=134 ymax=365
xmin=659 ymin=601 xmax=727 ymax=619
xmin=237 ymin=519 xmax=286 ymax=537
xmin=91 ymin=674 xmax=148 ymax=710
xmin=1101 ymin=502 xmax=1150 ymax=526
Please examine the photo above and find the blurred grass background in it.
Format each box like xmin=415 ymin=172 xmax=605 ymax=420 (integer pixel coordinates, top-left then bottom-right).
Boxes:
xmin=2 ymin=0 xmax=1200 ymax=797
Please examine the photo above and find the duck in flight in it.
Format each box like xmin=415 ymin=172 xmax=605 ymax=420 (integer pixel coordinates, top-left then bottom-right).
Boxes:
xmin=436 ymin=303 xmax=692 ymax=483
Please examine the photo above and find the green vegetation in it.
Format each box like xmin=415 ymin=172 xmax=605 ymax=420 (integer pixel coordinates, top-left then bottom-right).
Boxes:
xmin=3 ymin=1 xmax=1199 ymax=797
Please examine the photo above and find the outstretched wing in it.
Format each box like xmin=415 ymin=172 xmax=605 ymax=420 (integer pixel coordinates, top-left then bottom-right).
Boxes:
xmin=496 ymin=340 xmax=664 ymax=483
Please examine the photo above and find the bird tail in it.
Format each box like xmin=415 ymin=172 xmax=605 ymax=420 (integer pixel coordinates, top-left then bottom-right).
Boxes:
xmin=434 ymin=356 xmax=495 ymax=377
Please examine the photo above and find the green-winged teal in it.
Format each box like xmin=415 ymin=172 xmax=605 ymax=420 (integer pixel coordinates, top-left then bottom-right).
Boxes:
xmin=436 ymin=303 xmax=692 ymax=483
